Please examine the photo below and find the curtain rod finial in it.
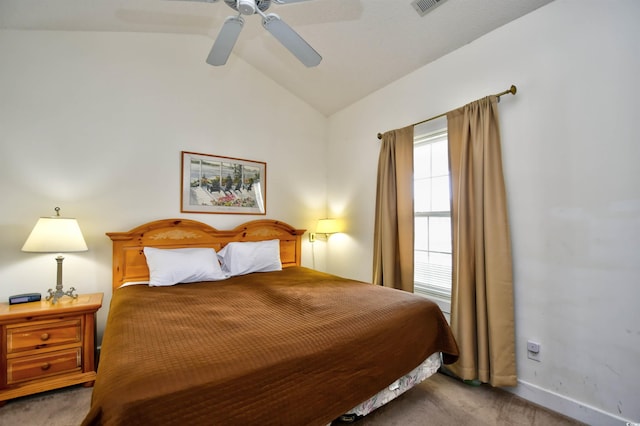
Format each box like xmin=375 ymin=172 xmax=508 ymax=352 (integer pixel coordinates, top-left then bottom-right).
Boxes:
xmin=377 ymin=133 xmax=382 ymax=140
xmin=510 ymin=85 xmax=517 ymax=95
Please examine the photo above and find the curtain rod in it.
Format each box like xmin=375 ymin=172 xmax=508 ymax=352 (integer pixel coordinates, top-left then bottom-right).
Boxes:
xmin=376 ymin=84 xmax=517 ymax=140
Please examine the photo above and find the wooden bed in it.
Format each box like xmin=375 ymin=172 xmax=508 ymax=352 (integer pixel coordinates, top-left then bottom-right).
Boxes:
xmin=83 ymin=219 xmax=458 ymax=426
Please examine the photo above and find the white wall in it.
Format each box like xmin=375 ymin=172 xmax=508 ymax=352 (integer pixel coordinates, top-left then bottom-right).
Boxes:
xmin=327 ymin=0 xmax=640 ymax=424
xmin=0 ymin=29 xmax=329 ymax=340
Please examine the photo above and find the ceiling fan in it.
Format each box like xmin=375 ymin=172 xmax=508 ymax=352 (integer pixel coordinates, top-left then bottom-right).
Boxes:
xmin=190 ymin=0 xmax=322 ymax=67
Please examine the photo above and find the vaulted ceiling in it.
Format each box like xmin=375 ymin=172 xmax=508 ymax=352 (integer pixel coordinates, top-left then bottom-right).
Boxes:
xmin=0 ymin=0 xmax=554 ymax=115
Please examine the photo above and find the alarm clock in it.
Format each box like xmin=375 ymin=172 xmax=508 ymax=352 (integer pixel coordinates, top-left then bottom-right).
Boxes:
xmin=9 ymin=293 xmax=42 ymax=305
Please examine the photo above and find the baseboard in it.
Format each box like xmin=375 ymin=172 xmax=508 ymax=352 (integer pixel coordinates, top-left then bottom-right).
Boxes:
xmin=508 ymin=379 xmax=634 ymax=426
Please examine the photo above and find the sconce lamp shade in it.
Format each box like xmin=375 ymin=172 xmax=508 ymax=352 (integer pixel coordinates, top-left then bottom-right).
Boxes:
xmin=22 ymin=216 xmax=88 ymax=253
xmin=316 ymin=218 xmax=342 ymax=235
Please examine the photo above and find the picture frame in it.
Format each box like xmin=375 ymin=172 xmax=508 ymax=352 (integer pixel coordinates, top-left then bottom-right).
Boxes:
xmin=181 ymin=151 xmax=266 ymax=215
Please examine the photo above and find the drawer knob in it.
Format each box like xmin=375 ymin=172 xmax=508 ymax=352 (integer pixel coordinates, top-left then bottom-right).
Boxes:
xmin=40 ymin=333 xmax=50 ymax=341
xmin=41 ymin=362 xmax=51 ymax=371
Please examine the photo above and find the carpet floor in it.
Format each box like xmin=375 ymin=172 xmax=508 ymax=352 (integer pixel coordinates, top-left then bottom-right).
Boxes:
xmin=0 ymin=372 xmax=585 ymax=426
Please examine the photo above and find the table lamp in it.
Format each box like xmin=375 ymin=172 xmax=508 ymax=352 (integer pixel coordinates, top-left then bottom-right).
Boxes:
xmin=22 ymin=207 xmax=88 ymax=304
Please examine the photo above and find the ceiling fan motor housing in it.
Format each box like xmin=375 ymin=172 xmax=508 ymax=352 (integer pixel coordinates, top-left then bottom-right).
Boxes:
xmin=224 ymin=0 xmax=272 ymax=15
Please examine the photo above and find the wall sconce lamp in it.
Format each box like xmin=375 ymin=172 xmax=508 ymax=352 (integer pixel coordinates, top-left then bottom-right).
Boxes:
xmin=309 ymin=218 xmax=342 ymax=242
xmin=22 ymin=207 xmax=88 ymax=304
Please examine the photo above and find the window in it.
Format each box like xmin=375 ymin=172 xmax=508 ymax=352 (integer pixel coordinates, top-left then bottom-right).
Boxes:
xmin=414 ymin=127 xmax=452 ymax=312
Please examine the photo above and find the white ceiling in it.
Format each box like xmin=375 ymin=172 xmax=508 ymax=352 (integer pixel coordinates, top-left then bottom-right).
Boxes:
xmin=0 ymin=0 xmax=554 ymax=116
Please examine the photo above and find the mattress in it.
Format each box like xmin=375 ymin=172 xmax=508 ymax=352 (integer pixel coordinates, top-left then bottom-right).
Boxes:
xmin=342 ymin=351 xmax=442 ymax=420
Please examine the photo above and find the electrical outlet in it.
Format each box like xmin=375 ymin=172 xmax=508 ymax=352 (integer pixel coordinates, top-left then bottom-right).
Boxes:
xmin=527 ymin=340 xmax=541 ymax=362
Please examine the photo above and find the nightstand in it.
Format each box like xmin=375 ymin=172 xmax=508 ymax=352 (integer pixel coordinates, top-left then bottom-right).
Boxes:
xmin=0 ymin=293 xmax=103 ymax=406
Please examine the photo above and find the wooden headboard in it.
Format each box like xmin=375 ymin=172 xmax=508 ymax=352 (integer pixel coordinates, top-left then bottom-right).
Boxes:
xmin=106 ymin=218 xmax=306 ymax=292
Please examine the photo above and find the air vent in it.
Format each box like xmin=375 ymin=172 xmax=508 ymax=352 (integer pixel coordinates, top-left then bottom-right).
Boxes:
xmin=411 ymin=0 xmax=448 ymax=17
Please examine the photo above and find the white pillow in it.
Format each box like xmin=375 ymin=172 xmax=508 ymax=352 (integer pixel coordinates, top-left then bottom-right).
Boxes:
xmin=217 ymin=239 xmax=282 ymax=277
xmin=143 ymin=247 xmax=228 ymax=287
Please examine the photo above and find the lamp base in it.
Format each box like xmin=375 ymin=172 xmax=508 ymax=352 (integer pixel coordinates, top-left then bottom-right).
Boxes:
xmin=45 ymin=255 xmax=79 ymax=304
xmin=46 ymin=286 xmax=78 ymax=304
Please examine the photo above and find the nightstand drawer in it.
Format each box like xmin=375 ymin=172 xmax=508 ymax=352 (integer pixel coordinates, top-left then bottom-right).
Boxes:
xmin=7 ymin=348 xmax=82 ymax=384
xmin=7 ymin=319 xmax=81 ymax=353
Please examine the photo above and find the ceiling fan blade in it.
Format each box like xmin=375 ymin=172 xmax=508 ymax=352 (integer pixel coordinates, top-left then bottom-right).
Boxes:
xmin=206 ymin=15 xmax=244 ymax=66
xmin=262 ymin=13 xmax=321 ymax=67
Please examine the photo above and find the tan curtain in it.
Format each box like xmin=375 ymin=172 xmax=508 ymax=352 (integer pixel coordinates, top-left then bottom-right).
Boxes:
xmin=446 ymin=96 xmax=516 ymax=387
xmin=372 ymin=125 xmax=414 ymax=292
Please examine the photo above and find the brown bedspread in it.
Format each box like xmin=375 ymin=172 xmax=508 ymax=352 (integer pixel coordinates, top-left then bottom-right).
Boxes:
xmin=83 ymin=267 xmax=458 ymax=426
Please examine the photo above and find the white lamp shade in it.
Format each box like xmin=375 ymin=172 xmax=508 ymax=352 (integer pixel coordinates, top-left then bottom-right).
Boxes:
xmin=22 ymin=217 xmax=88 ymax=253
xmin=316 ymin=218 xmax=342 ymax=234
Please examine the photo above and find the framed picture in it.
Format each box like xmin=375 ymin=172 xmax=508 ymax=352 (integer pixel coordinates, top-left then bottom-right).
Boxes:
xmin=181 ymin=151 xmax=266 ymax=215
